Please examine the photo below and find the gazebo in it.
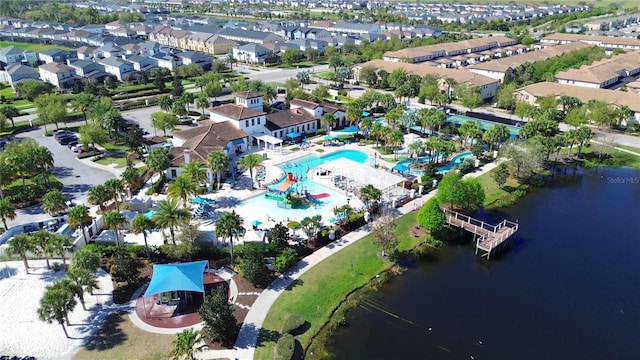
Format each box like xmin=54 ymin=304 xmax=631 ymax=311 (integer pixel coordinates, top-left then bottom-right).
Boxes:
xmin=141 ymin=260 xmax=209 ymax=318
xmin=256 ymin=134 xmax=283 ymax=152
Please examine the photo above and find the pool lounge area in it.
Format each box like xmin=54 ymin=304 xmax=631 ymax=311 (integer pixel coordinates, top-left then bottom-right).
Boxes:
xmin=395 ymin=151 xmax=472 ymax=176
xmin=447 ymin=114 xmax=521 ymax=138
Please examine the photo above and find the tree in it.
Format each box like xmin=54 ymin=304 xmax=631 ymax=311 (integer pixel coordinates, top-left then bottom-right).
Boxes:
xmin=6 ymin=233 xmax=32 ymax=273
xmin=208 ymin=151 xmax=229 ymax=190
xmin=31 ymin=230 xmax=55 ymax=269
xmin=158 ymin=95 xmax=173 ymax=112
xmin=147 ymin=147 xmax=171 ymax=178
xmin=312 ymin=84 xmax=330 ymax=101
xmin=282 ymin=48 xmax=301 ymax=66
xmin=273 ymin=248 xmax=297 ymax=273
xmin=237 ymin=243 xmax=270 ymax=287
xmin=359 ymin=65 xmax=378 ymax=86
xmin=305 ymin=48 xmax=320 ymax=63
xmin=499 ymin=140 xmax=545 ymax=181
xmin=459 ymin=121 xmax=482 ymax=148
xmin=359 ymin=184 xmax=381 ymax=209
xmin=575 ymin=126 xmax=593 ymax=158
xmin=152 ymin=198 xmax=191 ymax=244
xmin=87 ymin=184 xmax=110 ymax=213
xmin=103 ymin=211 xmax=126 ymax=246
xmin=42 ymin=190 xmax=67 ymax=217
xmin=124 ymin=126 xmax=144 ymax=151
xmin=67 ymin=205 xmax=92 ymax=245
xmin=131 ymin=214 xmax=155 ymax=259
xmin=70 ymin=93 xmax=97 ymax=124
xmin=387 ymin=68 xmax=408 ymax=90
xmin=153 ymin=70 xmax=166 ymax=91
xmin=437 ymin=171 xmax=464 ymax=209
xmin=328 ymin=53 xmax=343 ymax=73
xmin=334 ymin=66 xmax=351 ymax=86
xmin=387 ymin=129 xmax=404 ymax=160
xmin=197 ymin=95 xmax=210 ymax=117
xmin=71 ymin=246 xmax=101 ymax=274
xmin=0 ymin=105 xmax=20 ymax=128
xmin=198 ymin=286 xmax=237 ymax=345
xmin=172 ymin=74 xmax=185 ymax=97
xmin=170 ymin=328 xmax=204 ymax=360
xmin=167 ymin=173 xmax=198 ymax=207
xmin=300 ymin=214 xmax=323 ymax=243
xmin=492 ymin=163 xmax=510 ymax=188
xmin=459 ymin=178 xmax=485 ymax=211
xmin=182 ymin=161 xmax=208 ymax=186
xmin=456 ymin=84 xmax=483 ymax=111
xmin=204 ymin=81 xmax=223 ymax=100
xmin=15 ymin=79 xmax=53 ymax=101
xmin=238 ymin=153 xmax=263 ymax=190
xmin=370 ymin=212 xmax=398 ymax=257
xmin=266 ymin=223 xmax=290 ymax=255
xmin=416 ymin=197 xmax=446 ymax=233
xmin=520 ymin=119 xmax=559 ymax=139
xmin=483 ymin=124 xmax=510 ymax=151
xmin=108 ymin=247 xmax=138 ymax=284
xmin=32 ymin=145 xmax=54 ymax=187
xmin=104 ymin=178 xmax=124 ymax=211
xmin=37 ymin=283 xmax=77 ymax=338
xmin=79 ymin=122 xmax=108 ymax=148
xmin=444 ymin=77 xmax=457 ymax=96
xmin=35 ymin=93 xmax=67 ymax=131
xmin=178 ymin=63 xmax=204 ymax=78
xmin=0 ymin=197 xmax=17 ymax=230
xmin=215 ymin=210 xmax=244 ymax=264
xmin=495 ymin=83 xmax=517 ymax=111
xmin=296 ymin=70 xmax=310 ymax=85
xmin=150 ymin=111 xmax=178 ymax=136
xmin=172 ymin=100 xmax=188 ymax=116
xmin=321 ymin=112 xmax=335 ymax=131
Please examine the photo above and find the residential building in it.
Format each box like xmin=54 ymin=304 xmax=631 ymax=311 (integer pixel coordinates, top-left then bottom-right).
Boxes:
xmin=39 ymin=62 xmax=77 ymax=88
xmin=151 ymin=52 xmax=182 ymax=70
xmin=515 ymin=82 xmax=640 ymax=125
xmin=67 ymin=59 xmax=109 ymax=82
xmin=95 ymin=56 xmax=135 ymax=81
xmin=175 ymin=51 xmax=213 ymax=67
xmin=76 ymin=46 xmax=96 ymax=60
xmin=555 ymin=51 xmax=640 ymax=89
xmin=126 ymin=55 xmax=157 ymax=72
xmin=541 ymin=33 xmax=640 ymax=50
xmin=0 ymin=64 xmax=40 ymax=90
xmin=217 ymin=28 xmax=283 ymax=45
xmin=0 ymin=46 xmax=37 ymax=66
xmin=209 ymin=92 xmax=267 ymax=146
xmin=290 ymin=99 xmax=323 ymax=119
xmin=233 ymin=43 xmax=270 ymax=64
xmin=38 ymin=48 xmax=77 ymax=64
xmin=265 ymin=108 xmax=318 ymax=140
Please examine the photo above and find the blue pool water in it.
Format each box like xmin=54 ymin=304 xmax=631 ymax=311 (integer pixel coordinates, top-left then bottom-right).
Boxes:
xmin=238 ymin=150 xmax=370 ymax=222
xmin=447 ymin=114 xmax=521 ymax=138
xmin=144 ymin=210 xmax=156 ymax=218
xmin=333 ymin=125 xmax=360 ymax=133
xmin=397 ymin=151 xmax=472 ymax=176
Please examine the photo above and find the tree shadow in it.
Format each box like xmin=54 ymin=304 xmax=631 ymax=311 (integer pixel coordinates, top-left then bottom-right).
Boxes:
xmin=81 ymin=311 xmax=128 ymax=351
xmin=51 ymin=166 xmax=75 ymax=178
xmin=62 ymin=183 xmax=92 ymax=195
xmin=17 ymin=204 xmax=46 ymax=215
xmin=38 ymin=268 xmax=66 ymax=283
xmin=255 ymin=326 xmax=281 ymax=347
xmin=0 ymin=266 xmax=18 ymax=280
xmin=290 ymin=321 xmax=311 ymax=336
xmin=292 ymin=338 xmax=305 ymax=360
xmin=267 ymin=276 xmax=304 ymax=292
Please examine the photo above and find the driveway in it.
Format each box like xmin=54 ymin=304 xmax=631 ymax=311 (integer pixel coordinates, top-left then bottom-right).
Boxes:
xmin=10 ymin=121 xmax=116 ymax=226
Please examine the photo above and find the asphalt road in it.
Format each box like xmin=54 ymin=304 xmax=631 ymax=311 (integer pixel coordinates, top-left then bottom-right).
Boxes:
xmin=10 ymin=120 xmax=116 ymax=226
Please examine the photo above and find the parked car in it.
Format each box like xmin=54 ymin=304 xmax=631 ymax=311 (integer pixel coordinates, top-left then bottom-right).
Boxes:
xmin=53 ymin=130 xmax=72 ymax=140
xmin=58 ymin=136 xmax=78 ymax=145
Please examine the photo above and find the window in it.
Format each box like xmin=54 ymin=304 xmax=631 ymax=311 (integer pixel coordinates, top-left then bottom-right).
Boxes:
xmin=245 ymin=120 xmax=249 ymax=127
xmin=257 ymin=118 xmax=261 ymax=125
xmin=251 ymin=119 xmax=255 ymax=126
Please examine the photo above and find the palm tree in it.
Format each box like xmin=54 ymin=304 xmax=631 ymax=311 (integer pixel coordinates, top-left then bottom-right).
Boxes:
xmin=70 ymin=93 xmax=97 ymax=124
xmin=167 ymin=173 xmax=198 ymax=207
xmin=31 ymin=230 xmax=55 ymax=269
xmin=103 ymin=211 xmax=126 ymax=246
xmin=238 ymin=153 xmax=264 ymax=190
xmin=182 ymin=161 xmax=208 ymax=186
xmin=67 ymin=205 xmax=92 ymax=245
xmin=49 ymin=233 xmax=73 ymax=269
xmin=32 ymin=145 xmax=54 ymax=187
xmin=158 ymin=95 xmax=173 ymax=113
xmin=408 ymin=140 xmax=425 ymax=161
xmin=87 ymin=184 xmax=111 ymax=213
xmin=196 ymin=95 xmax=210 ymax=117
xmin=147 ymin=147 xmax=171 ymax=180
xmin=57 ymin=277 xmax=85 ymax=310
xmin=215 ymin=210 xmax=244 ymax=265
xmin=359 ymin=184 xmax=381 ymax=210
xmin=208 ymin=151 xmax=230 ymax=190
xmin=152 ymin=198 xmax=191 ymax=244
xmin=0 ymin=198 xmax=17 ymax=230
xmin=42 ymin=190 xmax=67 ymax=217
xmin=104 ymin=178 xmax=124 ymax=211
xmin=37 ymin=283 xmax=77 ymax=338
xmin=68 ymin=266 xmax=99 ymax=296
xmin=321 ymin=112 xmax=335 ymax=131
xmin=444 ymin=77 xmax=457 ymax=96
xmin=0 ymin=153 xmax=13 ymax=199
xmin=359 ymin=117 xmax=372 ymax=138
xmin=6 ymin=233 xmax=33 ymax=273
xmin=120 ymin=168 xmax=140 ymax=199
xmin=387 ymin=130 xmax=404 ymax=160
xmin=169 ymin=328 xmax=204 ymax=360
xmin=181 ymin=92 xmax=195 ymax=113
xmin=131 ymin=214 xmax=154 ymax=259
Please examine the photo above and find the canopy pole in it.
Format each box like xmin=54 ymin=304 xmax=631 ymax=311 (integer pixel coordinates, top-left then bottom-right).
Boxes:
xmin=143 ymin=296 xmax=147 ymax=319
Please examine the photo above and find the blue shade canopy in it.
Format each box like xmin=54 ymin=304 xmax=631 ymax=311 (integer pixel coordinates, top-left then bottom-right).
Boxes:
xmin=143 ymin=260 xmax=208 ymax=297
xmin=286 ymin=132 xmax=301 ymax=138
xmin=393 ymin=164 xmax=410 ymax=173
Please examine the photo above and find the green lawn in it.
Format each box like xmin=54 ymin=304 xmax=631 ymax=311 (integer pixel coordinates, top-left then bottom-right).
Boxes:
xmin=255 ymin=212 xmax=422 ymax=360
xmin=0 ymin=41 xmax=72 ymax=53
xmin=476 ymin=170 xmax=527 ymax=209
xmin=102 ymin=142 xmax=129 ymax=151
xmin=94 ymin=152 xmax=128 ymax=168
xmin=0 ymin=84 xmax=18 ymax=99
xmin=616 ymin=144 xmax=640 ymax=154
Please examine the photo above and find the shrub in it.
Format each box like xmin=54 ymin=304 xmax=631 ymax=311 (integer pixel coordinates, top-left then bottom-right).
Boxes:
xmin=280 ymin=314 xmax=305 ymax=334
xmin=275 ymin=334 xmax=295 ymax=360
xmin=316 ymin=128 xmax=327 ymax=135
xmin=273 ymin=248 xmax=298 ymax=273
xmin=44 ymin=130 xmax=54 ymax=136
xmin=77 ymin=150 xmax=102 ymax=159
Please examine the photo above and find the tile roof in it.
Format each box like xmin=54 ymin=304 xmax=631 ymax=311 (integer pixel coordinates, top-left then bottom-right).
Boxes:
xmin=290 ymin=99 xmax=320 ymax=109
xmin=266 ymin=109 xmax=317 ymax=129
xmin=517 ymin=82 xmax=640 ymax=112
xmin=235 ymin=91 xmax=262 ymax=99
xmin=39 ymin=62 xmax=74 ymax=73
xmin=170 ymin=120 xmax=248 ymax=166
xmin=209 ymin=104 xmax=265 ymax=120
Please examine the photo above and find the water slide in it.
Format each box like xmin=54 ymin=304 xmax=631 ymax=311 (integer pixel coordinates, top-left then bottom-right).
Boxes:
xmin=265 ymin=193 xmax=285 ymax=201
xmin=310 ymin=193 xmax=330 ymax=199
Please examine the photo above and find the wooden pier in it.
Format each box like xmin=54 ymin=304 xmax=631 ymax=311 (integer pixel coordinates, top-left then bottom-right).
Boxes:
xmin=444 ymin=209 xmax=519 ymax=260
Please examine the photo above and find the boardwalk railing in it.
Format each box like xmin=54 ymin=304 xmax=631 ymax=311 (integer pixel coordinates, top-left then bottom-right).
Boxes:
xmin=444 ymin=208 xmax=519 ymax=259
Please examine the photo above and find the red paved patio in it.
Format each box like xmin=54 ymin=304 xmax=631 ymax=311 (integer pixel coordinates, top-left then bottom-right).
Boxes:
xmin=134 ymin=273 xmax=227 ymax=328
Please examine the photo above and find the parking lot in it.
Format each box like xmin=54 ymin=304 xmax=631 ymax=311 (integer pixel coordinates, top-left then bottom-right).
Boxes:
xmin=9 ymin=121 xmax=116 ymax=225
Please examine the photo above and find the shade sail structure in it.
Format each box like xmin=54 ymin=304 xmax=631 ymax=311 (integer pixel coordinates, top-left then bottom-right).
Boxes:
xmin=392 ymin=164 xmax=410 ymax=173
xmin=143 ymin=260 xmax=208 ymax=298
xmin=286 ymin=132 xmax=301 ymax=138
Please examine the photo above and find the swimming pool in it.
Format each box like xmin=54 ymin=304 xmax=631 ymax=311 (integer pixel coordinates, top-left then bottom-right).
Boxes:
xmin=447 ymin=115 xmax=521 ymax=138
xmin=237 ymin=150 xmax=369 ymax=222
xmin=333 ymin=125 xmax=360 ymax=134
xmin=397 ymin=151 xmax=472 ymax=176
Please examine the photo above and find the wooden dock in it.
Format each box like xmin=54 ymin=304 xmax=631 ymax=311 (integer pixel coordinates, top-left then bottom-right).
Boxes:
xmin=444 ymin=209 xmax=519 ymax=260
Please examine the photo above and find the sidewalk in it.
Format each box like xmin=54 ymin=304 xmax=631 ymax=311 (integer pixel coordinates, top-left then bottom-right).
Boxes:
xmin=196 ymin=161 xmax=500 ymax=360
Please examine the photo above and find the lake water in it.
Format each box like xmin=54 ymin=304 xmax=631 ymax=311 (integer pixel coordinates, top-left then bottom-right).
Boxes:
xmin=326 ymin=167 xmax=640 ymax=359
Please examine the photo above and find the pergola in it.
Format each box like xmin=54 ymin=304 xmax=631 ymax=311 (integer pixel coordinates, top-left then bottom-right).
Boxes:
xmin=256 ymin=134 xmax=283 ymax=152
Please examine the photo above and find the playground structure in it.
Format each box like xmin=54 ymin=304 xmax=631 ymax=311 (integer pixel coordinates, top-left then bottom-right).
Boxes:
xmin=264 ymin=172 xmax=331 ymax=209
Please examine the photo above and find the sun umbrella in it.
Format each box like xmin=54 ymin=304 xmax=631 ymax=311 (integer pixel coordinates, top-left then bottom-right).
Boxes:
xmin=324 ymin=135 xmax=334 ymax=140
xmin=250 ymin=220 xmax=262 ymax=227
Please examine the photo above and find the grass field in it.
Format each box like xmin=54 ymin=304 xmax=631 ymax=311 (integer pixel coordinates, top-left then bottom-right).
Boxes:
xmin=255 ymin=212 xmax=420 ymax=360
xmin=616 ymin=144 xmax=640 ymax=154
xmin=0 ymin=41 xmax=72 ymax=53
xmin=476 ymin=170 xmax=527 ymax=209
xmin=73 ymin=311 xmax=173 ymax=360
xmin=94 ymin=152 xmax=128 ymax=168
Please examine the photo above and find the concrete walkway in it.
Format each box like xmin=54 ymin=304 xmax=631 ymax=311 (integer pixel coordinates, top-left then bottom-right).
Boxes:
xmin=195 ymin=161 xmax=501 ymax=360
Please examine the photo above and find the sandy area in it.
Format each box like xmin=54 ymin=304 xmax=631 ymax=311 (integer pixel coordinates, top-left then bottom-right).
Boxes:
xmin=0 ymin=260 xmax=116 ymax=360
